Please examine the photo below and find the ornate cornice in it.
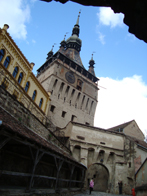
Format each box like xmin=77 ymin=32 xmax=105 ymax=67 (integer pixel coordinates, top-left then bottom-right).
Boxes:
xmin=2 ymin=36 xmax=31 ymax=72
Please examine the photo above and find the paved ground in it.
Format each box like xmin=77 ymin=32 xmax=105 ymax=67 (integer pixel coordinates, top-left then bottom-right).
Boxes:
xmin=73 ymin=190 xmax=131 ymax=196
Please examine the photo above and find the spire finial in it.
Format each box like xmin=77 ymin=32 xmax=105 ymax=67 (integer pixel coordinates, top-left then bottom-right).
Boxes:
xmin=72 ymin=10 xmax=81 ymax=37
xmin=76 ymin=10 xmax=81 ymax=25
xmin=91 ymin=52 xmax=95 ymax=60
xmin=51 ymin=43 xmax=56 ymax=51
xmin=47 ymin=43 xmax=56 ymax=60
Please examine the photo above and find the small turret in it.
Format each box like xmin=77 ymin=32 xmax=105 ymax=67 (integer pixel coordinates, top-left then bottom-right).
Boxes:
xmin=3 ymin=24 xmax=9 ymax=31
xmin=46 ymin=44 xmax=55 ymax=60
xmin=60 ymin=33 xmax=68 ymax=50
xmin=88 ymin=54 xmax=96 ymax=76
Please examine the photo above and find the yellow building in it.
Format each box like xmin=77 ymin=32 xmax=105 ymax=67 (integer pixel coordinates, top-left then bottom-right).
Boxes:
xmin=0 ymin=24 xmax=50 ymax=120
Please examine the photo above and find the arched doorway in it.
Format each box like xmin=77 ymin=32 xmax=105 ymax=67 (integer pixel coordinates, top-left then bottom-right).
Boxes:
xmin=87 ymin=163 xmax=109 ymax=192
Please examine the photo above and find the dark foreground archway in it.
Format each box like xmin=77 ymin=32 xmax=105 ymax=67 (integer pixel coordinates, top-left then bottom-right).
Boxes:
xmin=87 ymin=163 xmax=109 ymax=192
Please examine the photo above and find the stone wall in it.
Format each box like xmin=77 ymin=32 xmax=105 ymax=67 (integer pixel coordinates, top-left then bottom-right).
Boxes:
xmin=0 ymin=86 xmax=70 ymax=153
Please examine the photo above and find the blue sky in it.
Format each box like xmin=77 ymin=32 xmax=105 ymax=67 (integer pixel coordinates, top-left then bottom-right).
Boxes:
xmin=0 ymin=0 xmax=147 ymax=138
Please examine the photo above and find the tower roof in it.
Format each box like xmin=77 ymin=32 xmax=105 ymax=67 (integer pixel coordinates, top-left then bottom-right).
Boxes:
xmin=59 ymin=11 xmax=83 ymax=68
xmin=66 ymin=11 xmax=82 ymax=52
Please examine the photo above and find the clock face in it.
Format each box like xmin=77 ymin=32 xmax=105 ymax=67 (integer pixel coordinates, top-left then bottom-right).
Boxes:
xmin=65 ymin=71 xmax=75 ymax=84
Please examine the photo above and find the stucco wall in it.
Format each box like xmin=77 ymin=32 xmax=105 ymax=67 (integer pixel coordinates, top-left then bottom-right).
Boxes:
xmin=136 ymin=160 xmax=147 ymax=187
xmin=70 ymin=125 xmax=124 ymax=150
xmin=62 ymin=122 xmax=143 ymax=194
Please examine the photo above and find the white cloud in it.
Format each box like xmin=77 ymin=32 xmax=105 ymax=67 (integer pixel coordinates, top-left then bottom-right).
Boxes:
xmin=32 ymin=39 xmax=36 ymax=44
xmin=97 ymin=7 xmax=124 ymax=28
xmin=0 ymin=0 xmax=31 ymax=39
xmin=94 ymin=75 xmax=147 ymax=137
xmin=97 ymin=30 xmax=105 ymax=45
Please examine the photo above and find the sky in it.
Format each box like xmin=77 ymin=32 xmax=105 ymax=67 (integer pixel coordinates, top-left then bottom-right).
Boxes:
xmin=0 ymin=0 xmax=147 ymax=138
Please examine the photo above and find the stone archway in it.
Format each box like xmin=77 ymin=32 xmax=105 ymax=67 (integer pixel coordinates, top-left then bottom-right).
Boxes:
xmin=87 ymin=163 xmax=109 ymax=192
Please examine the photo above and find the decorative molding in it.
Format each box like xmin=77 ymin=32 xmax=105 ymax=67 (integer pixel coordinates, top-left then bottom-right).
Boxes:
xmin=2 ymin=35 xmax=31 ymax=72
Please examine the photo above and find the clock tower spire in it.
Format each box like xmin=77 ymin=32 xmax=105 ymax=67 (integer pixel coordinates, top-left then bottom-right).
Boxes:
xmin=72 ymin=10 xmax=81 ymax=37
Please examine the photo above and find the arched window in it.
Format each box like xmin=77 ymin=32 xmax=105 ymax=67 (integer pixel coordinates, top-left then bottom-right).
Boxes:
xmin=0 ymin=49 xmax=5 ymax=62
xmin=80 ymin=95 xmax=85 ymax=109
xmin=32 ymin=90 xmax=37 ymax=101
xmin=89 ymin=101 xmax=94 ymax=114
xmin=3 ymin=56 xmax=10 ymax=68
xmin=59 ymin=82 xmax=64 ymax=92
xmin=18 ymin=72 xmax=23 ymax=84
xmin=39 ymin=98 xmax=43 ymax=108
xmin=77 ymin=79 xmax=83 ymax=91
xmin=24 ymin=81 xmax=30 ymax=93
xmin=12 ymin=67 xmax=18 ymax=78
xmin=65 ymin=86 xmax=70 ymax=96
xmin=53 ymin=79 xmax=58 ymax=88
xmin=85 ymin=98 xmax=89 ymax=110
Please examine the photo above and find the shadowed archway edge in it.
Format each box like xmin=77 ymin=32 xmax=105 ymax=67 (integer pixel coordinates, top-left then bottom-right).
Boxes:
xmin=88 ymin=162 xmax=109 ymax=174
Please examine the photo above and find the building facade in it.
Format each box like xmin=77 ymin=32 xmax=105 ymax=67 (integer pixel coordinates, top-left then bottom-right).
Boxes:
xmin=61 ymin=121 xmax=147 ymax=195
xmin=37 ymin=13 xmax=99 ymax=128
xmin=0 ymin=24 xmax=50 ymax=121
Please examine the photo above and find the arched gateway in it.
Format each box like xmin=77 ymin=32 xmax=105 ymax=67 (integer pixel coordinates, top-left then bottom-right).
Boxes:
xmin=87 ymin=163 xmax=109 ymax=192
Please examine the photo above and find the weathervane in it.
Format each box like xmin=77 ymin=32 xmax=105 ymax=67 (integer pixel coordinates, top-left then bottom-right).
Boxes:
xmin=91 ymin=51 xmax=96 ymax=59
xmin=51 ymin=43 xmax=56 ymax=51
xmin=79 ymin=9 xmax=81 ymax=16
xmin=64 ymin=32 xmax=69 ymax=40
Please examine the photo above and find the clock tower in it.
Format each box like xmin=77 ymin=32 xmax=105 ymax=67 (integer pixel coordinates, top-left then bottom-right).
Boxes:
xmin=37 ymin=13 xmax=99 ymax=128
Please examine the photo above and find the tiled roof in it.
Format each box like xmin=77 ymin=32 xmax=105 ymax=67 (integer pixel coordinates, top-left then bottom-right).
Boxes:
xmin=107 ymin=120 xmax=134 ymax=132
xmin=59 ymin=47 xmax=84 ymax=68
xmin=70 ymin=121 xmax=125 ymax=136
xmin=0 ymin=106 xmax=85 ymax=167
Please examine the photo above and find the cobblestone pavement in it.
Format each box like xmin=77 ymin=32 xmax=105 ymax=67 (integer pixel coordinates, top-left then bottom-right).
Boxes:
xmin=73 ymin=190 xmax=131 ymax=196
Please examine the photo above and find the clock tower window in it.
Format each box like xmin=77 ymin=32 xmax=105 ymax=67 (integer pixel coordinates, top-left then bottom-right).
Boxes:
xmin=71 ymin=115 xmax=76 ymax=122
xmin=62 ymin=111 xmax=66 ymax=118
xmin=77 ymin=79 xmax=83 ymax=91
xmin=50 ymin=105 xmax=55 ymax=112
